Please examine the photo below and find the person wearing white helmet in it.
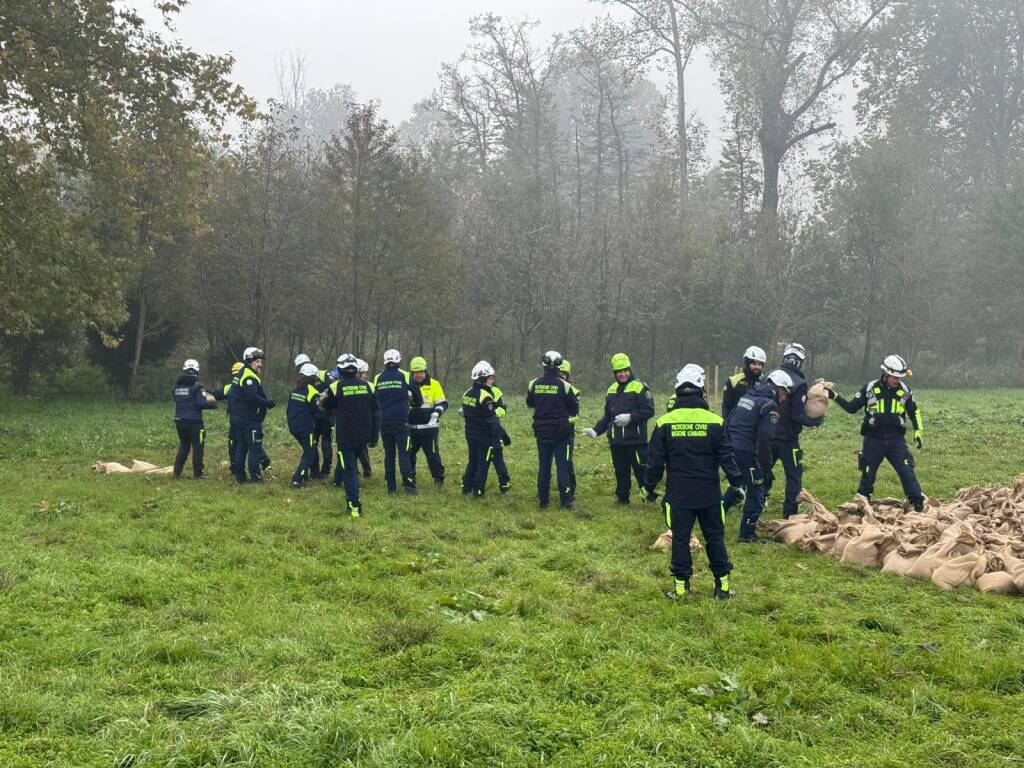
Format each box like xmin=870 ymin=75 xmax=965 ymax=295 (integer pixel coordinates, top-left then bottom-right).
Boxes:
xmin=285 ymin=363 xmax=325 ymax=488
xmin=294 ymin=353 xmax=333 ymax=479
xmin=373 ymin=349 xmax=424 ymax=494
xmin=526 ymin=351 xmax=580 ymax=509
xmin=825 ymin=354 xmax=925 ymax=511
xmin=644 ymin=364 xmax=744 ymax=600
xmin=765 ymin=342 xmax=823 ymax=518
xmin=354 ymin=359 xmax=373 ymax=478
xmin=172 ymin=359 xmax=218 ymax=479
xmin=722 ymin=346 xmax=768 ymax=420
xmin=722 ymin=369 xmax=794 ymax=542
xmin=461 ymin=361 xmax=509 ymax=497
xmin=227 ymin=346 xmax=276 ymax=483
xmin=320 ymin=354 xmax=380 ymax=517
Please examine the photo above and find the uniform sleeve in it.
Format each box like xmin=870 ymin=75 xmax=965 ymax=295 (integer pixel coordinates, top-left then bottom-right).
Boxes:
xmin=834 ymin=384 xmax=867 ymax=414
xmin=371 ymin=389 xmax=381 ymax=443
xmin=593 ymin=394 xmax=612 ymax=436
xmin=213 ymin=385 xmax=230 ymax=402
xmin=907 ymin=394 xmax=922 ymax=433
xmin=633 ymin=384 xmax=655 ymax=423
xmin=756 ymin=404 xmax=780 ymax=469
xmin=241 ymin=379 xmax=273 ymax=407
xmin=196 ymin=385 xmax=217 ymax=411
xmin=495 ymin=395 xmax=507 ymax=419
xmin=525 ymin=382 xmax=536 ymax=409
xmin=713 ymin=424 xmax=743 ymax=487
xmin=722 ymin=380 xmax=738 ymax=420
xmin=644 ymin=426 xmax=666 ymax=490
xmin=321 ymin=382 xmax=338 ymax=412
xmin=564 ymin=381 xmax=579 ymax=417
xmin=481 ymin=394 xmax=503 ymax=441
xmin=433 ymin=382 xmax=448 ymax=413
xmin=408 ymin=379 xmax=424 ymax=408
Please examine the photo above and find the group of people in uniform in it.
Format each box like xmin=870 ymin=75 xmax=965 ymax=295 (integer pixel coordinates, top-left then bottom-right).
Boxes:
xmin=171 ymin=342 xmax=926 ymax=600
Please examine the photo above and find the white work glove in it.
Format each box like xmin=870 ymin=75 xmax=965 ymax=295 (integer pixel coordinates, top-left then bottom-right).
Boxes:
xmin=427 ymin=412 xmax=441 ymax=428
xmin=457 ymin=407 xmax=465 ymax=417
xmin=582 ymin=427 xmax=598 ymax=439
xmin=614 ymin=413 xmax=632 ymax=427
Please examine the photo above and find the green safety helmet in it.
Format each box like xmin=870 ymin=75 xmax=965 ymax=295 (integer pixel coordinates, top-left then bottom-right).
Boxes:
xmin=559 ymin=359 xmax=571 ymax=374
xmin=410 ymin=356 xmax=428 ymax=372
xmin=610 ymin=353 xmax=631 ymax=372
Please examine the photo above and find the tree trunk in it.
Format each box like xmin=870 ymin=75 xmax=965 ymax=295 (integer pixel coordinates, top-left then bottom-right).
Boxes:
xmin=667 ymin=0 xmax=689 ymax=212
xmin=128 ymin=289 xmax=147 ymax=401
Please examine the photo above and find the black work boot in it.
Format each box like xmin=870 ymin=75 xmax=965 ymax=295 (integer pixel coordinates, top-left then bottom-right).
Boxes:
xmin=714 ymin=575 xmax=733 ymax=600
xmin=665 ymin=578 xmax=692 ymax=600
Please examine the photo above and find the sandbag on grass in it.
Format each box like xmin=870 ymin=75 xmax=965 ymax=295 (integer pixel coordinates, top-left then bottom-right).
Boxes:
xmin=759 ymin=477 xmax=1024 ymax=597
xmin=131 ymin=460 xmax=159 ymax=473
xmin=93 ymin=461 xmax=131 ymax=474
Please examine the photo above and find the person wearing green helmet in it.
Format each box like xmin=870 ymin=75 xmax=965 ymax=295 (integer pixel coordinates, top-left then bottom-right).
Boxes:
xmin=582 ymin=352 xmax=656 ymax=504
xmin=558 ymin=359 xmax=579 ymax=497
xmin=407 ymin=355 xmax=448 ymax=486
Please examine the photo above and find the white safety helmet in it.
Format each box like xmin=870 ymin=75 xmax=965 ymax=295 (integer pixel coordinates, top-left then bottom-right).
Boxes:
xmin=783 ymin=343 xmax=807 ymax=361
xmin=881 ymin=354 xmax=910 ymax=378
xmin=541 ymin=350 xmax=563 ymax=369
xmin=765 ymin=369 xmax=794 ymax=391
xmin=294 ymin=353 xmax=311 ymax=367
xmin=743 ymin=346 xmax=767 ymax=364
xmin=356 ymin=358 xmax=369 ymax=374
xmin=182 ymin=358 xmax=200 ymax=372
xmin=472 ymin=360 xmax=495 ymax=380
xmin=383 ymin=349 xmax=402 ymax=365
xmin=243 ymin=346 xmax=264 ymax=362
xmin=299 ymin=363 xmax=319 ymax=378
xmin=674 ymin=364 xmax=706 ymax=390
xmin=337 ymin=353 xmax=359 ymax=371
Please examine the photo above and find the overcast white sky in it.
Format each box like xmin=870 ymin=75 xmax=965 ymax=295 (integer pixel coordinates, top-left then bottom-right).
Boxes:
xmin=129 ymin=0 xmax=732 ymax=152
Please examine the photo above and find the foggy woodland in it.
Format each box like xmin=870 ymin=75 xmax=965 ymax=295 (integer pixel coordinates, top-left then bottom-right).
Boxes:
xmin=2 ymin=0 xmax=1023 ymax=397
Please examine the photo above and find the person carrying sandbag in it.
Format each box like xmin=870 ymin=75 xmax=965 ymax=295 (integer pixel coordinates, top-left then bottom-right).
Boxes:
xmin=644 ymin=365 xmax=745 ymax=600
xmin=825 ymin=354 xmax=926 ymax=512
xmin=765 ymin=343 xmax=824 ymax=518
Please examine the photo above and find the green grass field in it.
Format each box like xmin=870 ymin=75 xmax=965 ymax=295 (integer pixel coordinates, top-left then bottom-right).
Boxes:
xmin=1 ymin=389 xmax=1023 ymax=767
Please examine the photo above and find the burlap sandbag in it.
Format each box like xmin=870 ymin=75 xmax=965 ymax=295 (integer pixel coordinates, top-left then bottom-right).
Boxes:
xmin=145 ymin=466 xmax=175 ymax=475
xmin=906 ymin=540 xmax=959 ymax=580
xmin=805 ymin=380 xmax=832 ymax=419
xmin=649 ymin=530 xmax=703 ymax=552
xmin=131 ymin=460 xmax=159 ymax=473
xmin=840 ymin=526 xmax=894 ymax=567
xmin=976 ymin=571 xmax=1019 ymax=595
xmin=834 ymin=523 xmax=863 ymax=558
xmin=882 ymin=543 xmax=927 ymax=576
xmin=761 ymin=517 xmax=820 ymax=545
xmin=94 ymin=461 xmax=131 ymax=474
xmin=931 ymin=552 xmax=987 ymax=590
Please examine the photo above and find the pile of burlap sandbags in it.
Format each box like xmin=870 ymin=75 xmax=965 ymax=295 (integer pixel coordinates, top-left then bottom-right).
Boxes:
xmin=759 ymin=477 xmax=1024 ymax=596
xmin=93 ymin=460 xmax=174 ymax=475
